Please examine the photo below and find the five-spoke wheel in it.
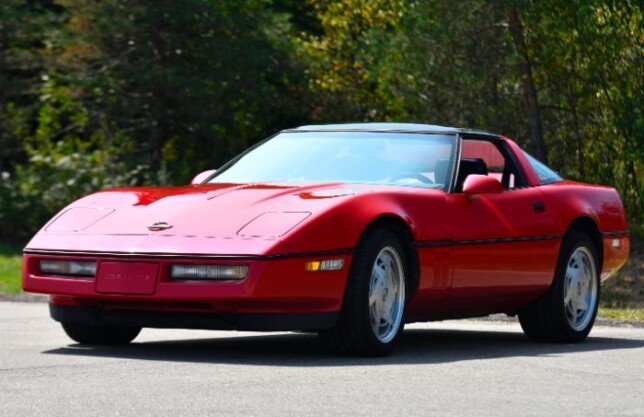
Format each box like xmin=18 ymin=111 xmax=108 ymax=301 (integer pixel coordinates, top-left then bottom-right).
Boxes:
xmin=369 ymin=247 xmax=405 ymax=344
xmin=519 ymin=231 xmax=600 ymax=343
xmin=320 ymin=227 xmax=408 ymax=356
xmin=563 ymin=247 xmax=598 ymax=332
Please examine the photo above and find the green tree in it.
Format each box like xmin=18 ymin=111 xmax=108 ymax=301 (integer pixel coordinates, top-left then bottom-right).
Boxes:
xmin=54 ymin=0 xmax=307 ymax=179
xmin=0 ymin=0 xmax=61 ymax=173
xmin=296 ymin=0 xmax=407 ymax=121
xmin=518 ymin=0 xmax=643 ymax=225
xmin=1 ymin=0 xmax=309 ymax=241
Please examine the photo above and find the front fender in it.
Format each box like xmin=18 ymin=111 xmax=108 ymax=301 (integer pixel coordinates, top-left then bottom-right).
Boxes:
xmin=281 ymin=188 xmax=449 ymax=253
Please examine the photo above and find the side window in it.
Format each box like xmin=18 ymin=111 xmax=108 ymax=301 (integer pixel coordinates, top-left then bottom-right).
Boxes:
xmin=523 ymin=152 xmax=564 ymax=185
xmin=458 ymin=139 xmax=526 ymax=191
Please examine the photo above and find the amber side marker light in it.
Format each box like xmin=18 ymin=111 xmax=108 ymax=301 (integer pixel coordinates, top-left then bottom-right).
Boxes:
xmin=170 ymin=264 xmax=249 ymax=280
xmin=305 ymin=259 xmax=345 ymax=272
xmin=39 ymin=260 xmax=97 ymax=278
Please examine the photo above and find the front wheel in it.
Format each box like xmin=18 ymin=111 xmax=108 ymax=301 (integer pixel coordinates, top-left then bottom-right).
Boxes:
xmin=320 ymin=228 xmax=407 ymax=356
xmin=62 ymin=322 xmax=141 ymax=345
xmin=519 ymin=231 xmax=600 ymax=343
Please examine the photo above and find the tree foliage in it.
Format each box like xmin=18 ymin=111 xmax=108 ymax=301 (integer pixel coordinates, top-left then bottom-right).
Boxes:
xmin=0 ymin=0 xmax=641 ymax=242
xmin=522 ymin=0 xmax=643 ymax=221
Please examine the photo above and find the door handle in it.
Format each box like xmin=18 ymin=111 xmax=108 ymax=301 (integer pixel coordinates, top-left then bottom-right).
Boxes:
xmin=532 ymin=202 xmax=546 ymax=213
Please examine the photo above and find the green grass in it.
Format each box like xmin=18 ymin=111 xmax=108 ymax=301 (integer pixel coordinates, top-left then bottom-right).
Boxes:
xmin=597 ymin=308 xmax=644 ymax=321
xmin=0 ymin=244 xmax=22 ymax=294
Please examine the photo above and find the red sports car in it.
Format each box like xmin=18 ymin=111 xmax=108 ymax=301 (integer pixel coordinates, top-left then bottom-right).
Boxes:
xmin=23 ymin=123 xmax=630 ymax=356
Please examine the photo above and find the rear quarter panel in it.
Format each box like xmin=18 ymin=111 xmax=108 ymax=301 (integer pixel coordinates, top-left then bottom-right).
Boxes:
xmin=504 ymin=137 xmax=629 ymax=280
xmin=539 ymin=181 xmax=630 ymax=279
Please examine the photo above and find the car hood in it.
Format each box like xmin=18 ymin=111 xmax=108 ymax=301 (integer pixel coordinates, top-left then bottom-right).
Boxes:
xmin=25 ymin=182 xmax=374 ymax=255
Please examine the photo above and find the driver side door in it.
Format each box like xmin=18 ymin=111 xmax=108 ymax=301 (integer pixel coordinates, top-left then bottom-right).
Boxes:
xmin=446 ymin=138 xmax=559 ymax=311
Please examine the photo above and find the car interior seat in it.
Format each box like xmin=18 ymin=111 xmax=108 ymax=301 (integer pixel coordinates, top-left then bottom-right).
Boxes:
xmin=455 ymin=158 xmax=488 ymax=192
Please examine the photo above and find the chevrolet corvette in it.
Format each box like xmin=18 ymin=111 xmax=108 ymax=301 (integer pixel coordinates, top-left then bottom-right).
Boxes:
xmin=22 ymin=123 xmax=630 ymax=356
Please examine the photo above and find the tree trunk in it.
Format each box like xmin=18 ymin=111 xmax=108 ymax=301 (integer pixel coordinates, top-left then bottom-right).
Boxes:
xmin=149 ymin=117 xmax=161 ymax=174
xmin=507 ymin=8 xmax=548 ymax=164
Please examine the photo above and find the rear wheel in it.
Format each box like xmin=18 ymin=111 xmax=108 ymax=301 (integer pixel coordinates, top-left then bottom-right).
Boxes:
xmin=62 ymin=322 xmax=141 ymax=345
xmin=320 ymin=228 xmax=407 ymax=356
xmin=519 ymin=231 xmax=600 ymax=343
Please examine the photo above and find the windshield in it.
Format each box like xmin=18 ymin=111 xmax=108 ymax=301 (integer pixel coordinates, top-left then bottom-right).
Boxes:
xmin=208 ymin=131 xmax=456 ymax=189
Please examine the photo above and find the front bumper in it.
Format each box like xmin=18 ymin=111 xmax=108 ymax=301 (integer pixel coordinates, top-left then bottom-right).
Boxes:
xmin=23 ymin=251 xmax=352 ymax=319
xmin=50 ymin=302 xmax=339 ymax=331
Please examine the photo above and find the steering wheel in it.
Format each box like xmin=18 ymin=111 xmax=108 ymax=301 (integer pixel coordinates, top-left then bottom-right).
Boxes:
xmin=389 ymin=172 xmax=434 ymax=184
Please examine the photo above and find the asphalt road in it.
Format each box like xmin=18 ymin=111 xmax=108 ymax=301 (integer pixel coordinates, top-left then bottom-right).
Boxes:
xmin=1 ymin=301 xmax=643 ymax=417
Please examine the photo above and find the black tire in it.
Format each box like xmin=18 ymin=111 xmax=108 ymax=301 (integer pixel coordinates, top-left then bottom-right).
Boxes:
xmin=62 ymin=322 xmax=141 ymax=345
xmin=519 ymin=231 xmax=600 ymax=343
xmin=320 ymin=228 xmax=408 ymax=356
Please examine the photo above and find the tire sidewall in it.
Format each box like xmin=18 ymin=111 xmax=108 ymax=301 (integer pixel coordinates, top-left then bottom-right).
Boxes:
xmin=346 ymin=228 xmax=408 ymax=354
xmin=552 ymin=231 xmax=600 ymax=341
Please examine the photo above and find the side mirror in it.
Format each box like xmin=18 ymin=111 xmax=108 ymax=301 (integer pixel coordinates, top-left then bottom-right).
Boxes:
xmin=462 ymin=175 xmax=503 ymax=195
xmin=190 ymin=169 xmax=217 ymax=185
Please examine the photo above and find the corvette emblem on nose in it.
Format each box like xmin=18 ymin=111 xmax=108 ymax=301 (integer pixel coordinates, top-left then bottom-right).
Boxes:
xmin=147 ymin=222 xmax=173 ymax=231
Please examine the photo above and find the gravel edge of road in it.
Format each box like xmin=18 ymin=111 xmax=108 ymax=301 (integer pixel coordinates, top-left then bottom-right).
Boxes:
xmin=476 ymin=313 xmax=644 ymax=328
xmin=1 ymin=293 xmax=642 ymax=328
xmin=0 ymin=293 xmax=49 ymax=303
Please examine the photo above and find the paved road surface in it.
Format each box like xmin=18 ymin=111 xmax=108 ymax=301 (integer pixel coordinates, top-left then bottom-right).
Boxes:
xmin=1 ymin=301 xmax=643 ymax=417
